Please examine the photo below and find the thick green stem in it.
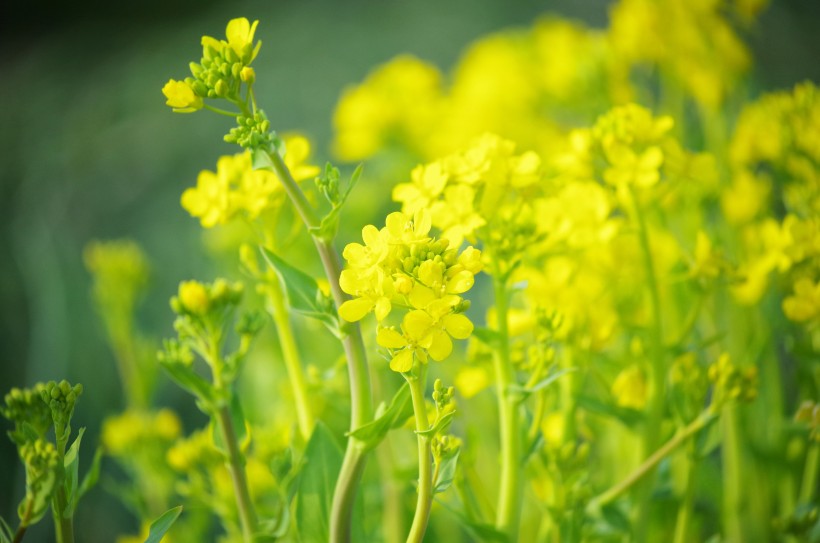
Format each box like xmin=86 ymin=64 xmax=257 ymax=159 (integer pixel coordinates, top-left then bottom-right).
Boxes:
xmin=13 ymin=497 xmax=33 ymax=543
xmin=406 ymin=365 xmax=433 ymax=543
xmin=266 ymin=148 xmax=374 ymax=542
xmin=266 ymin=277 xmax=314 ymax=441
xmin=799 ymin=441 xmax=819 ymax=504
xmin=588 ymin=411 xmax=715 ymax=512
xmin=673 ymin=441 xmax=698 ymax=543
xmin=722 ymin=406 xmax=746 ymax=543
xmin=216 ymin=404 xmax=257 ymax=542
xmin=492 ymin=275 xmax=522 ymax=540
xmin=629 ymin=187 xmax=666 ymax=542
xmin=52 ymin=436 xmax=74 ymax=543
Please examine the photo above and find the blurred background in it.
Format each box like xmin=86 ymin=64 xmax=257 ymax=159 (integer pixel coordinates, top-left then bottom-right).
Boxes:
xmin=1 ymin=0 xmax=818 ymax=539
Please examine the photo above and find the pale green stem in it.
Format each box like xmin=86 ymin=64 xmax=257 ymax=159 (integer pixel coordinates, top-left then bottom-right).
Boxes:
xmin=13 ymin=497 xmax=33 ymax=543
xmin=588 ymin=411 xmax=715 ymax=512
xmin=266 ymin=277 xmax=314 ymax=441
xmin=216 ymin=405 xmax=257 ymax=542
xmin=209 ymin=338 xmax=257 ymax=543
xmin=799 ymin=441 xmax=819 ymax=504
xmin=406 ymin=364 xmax=433 ymax=543
xmin=265 ymin=148 xmax=373 ymax=543
xmin=673 ymin=440 xmax=698 ymax=543
xmin=52 ymin=436 xmax=74 ymax=543
xmin=629 ymin=186 xmax=667 ymax=542
xmin=722 ymin=406 xmax=745 ymax=543
xmin=492 ymin=275 xmax=522 ymax=540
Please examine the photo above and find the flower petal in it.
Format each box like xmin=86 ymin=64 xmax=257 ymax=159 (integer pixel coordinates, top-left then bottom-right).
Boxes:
xmin=338 ymin=298 xmax=374 ymax=322
xmin=389 ymin=349 xmax=414 ymax=373
xmin=444 ymin=313 xmax=474 ymax=339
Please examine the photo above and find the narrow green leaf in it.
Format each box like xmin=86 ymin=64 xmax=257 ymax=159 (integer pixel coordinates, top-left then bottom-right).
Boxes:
xmin=346 ymin=383 xmax=411 ymax=449
xmin=78 ymin=446 xmax=103 ymax=500
xmin=0 ymin=516 xmax=13 ymax=543
xmin=251 ymin=148 xmax=275 ymax=171
xmin=260 ymin=247 xmax=340 ymax=334
xmin=471 ymin=327 xmax=502 ymax=349
xmin=295 ymin=422 xmax=343 ymax=543
xmin=435 ymin=499 xmax=508 ymax=542
xmin=576 ymin=394 xmax=644 ymax=427
xmin=416 ymin=411 xmax=455 ymax=437
xmin=433 ymin=449 xmax=459 ymax=494
xmin=159 ymin=360 xmax=216 ymax=411
xmin=144 ymin=506 xmax=183 ymax=543
xmin=63 ymin=427 xmax=85 ymax=517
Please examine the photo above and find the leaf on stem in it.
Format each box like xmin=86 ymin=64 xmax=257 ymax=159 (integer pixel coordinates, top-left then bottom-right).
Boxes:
xmin=433 ymin=449 xmax=459 ymax=494
xmin=295 ymin=422 xmax=343 ymax=543
xmin=310 ymin=164 xmax=363 ymax=241
xmin=416 ymin=411 xmax=455 ymax=438
xmin=159 ymin=360 xmax=217 ymax=412
xmin=63 ymin=427 xmax=85 ymax=517
xmin=260 ymin=247 xmax=340 ymax=336
xmin=346 ymin=383 xmax=412 ymax=450
xmin=143 ymin=505 xmax=183 ymax=543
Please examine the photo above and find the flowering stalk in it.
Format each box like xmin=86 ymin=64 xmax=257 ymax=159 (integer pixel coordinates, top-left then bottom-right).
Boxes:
xmin=265 ymin=146 xmax=374 ymax=543
xmin=265 ymin=277 xmax=314 ymax=441
xmin=588 ymin=410 xmax=716 ymax=511
xmin=406 ymin=364 xmax=433 ymax=543
xmin=628 ymin=186 xmax=667 ymax=543
xmin=492 ymin=274 xmax=522 ymax=540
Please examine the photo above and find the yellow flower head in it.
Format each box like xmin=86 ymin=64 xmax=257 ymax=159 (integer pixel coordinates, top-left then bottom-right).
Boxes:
xmin=178 ymin=280 xmax=210 ymax=315
xmin=162 ymin=79 xmax=203 ymax=113
xmin=226 ymin=18 xmax=261 ymax=63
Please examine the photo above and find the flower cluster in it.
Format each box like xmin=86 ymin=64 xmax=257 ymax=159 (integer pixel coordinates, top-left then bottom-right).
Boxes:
xmin=162 ymin=18 xmax=261 ymax=113
xmin=101 ymin=408 xmax=181 ymax=457
xmin=180 ymin=136 xmax=320 ymax=228
xmin=339 ymin=210 xmax=480 ymax=372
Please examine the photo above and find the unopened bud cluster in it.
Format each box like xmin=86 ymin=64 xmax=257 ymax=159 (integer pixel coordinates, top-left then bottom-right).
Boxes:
xmin=708 ymin=354 xmax=758 ymax=406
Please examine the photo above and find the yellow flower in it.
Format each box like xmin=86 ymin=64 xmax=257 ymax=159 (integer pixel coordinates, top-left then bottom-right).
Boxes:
xmin=225 ymin=17 xmax=261 ymax=63
xmin=612 ymin=365 xmax=647 ymax=410
xmin=162 ymin=79 xmax=203 ymax=112
xmin=455 ymin=366 xmax=490 ymax=398
xmin=178 ymin=280 xmax=210 ymax=315
xmin=783 ymin=278 xmax=820 ymax=324
xmin=181 ymin=168 xmax=233 ymax=228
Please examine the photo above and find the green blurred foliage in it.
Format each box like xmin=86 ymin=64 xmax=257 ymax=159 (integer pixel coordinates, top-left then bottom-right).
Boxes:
xmin=0 ymin=0 xmax=818 ymax=540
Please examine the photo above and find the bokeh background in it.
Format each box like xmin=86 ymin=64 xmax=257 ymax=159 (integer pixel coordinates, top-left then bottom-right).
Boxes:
xmin=1 ymin=0 xmax=818 ymax=539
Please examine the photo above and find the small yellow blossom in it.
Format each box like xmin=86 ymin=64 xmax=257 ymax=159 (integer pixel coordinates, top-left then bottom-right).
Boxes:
xmin=162 ymin=79 xmax=203 ymax=112
xmin=612 ymin=365 xmax=647 ymax=410
xmin=783 ymin=278 xmax=820 ymax=324
xmin=225 ymin=18 xmax=261 ymax=62
xmin=178 ymin=281 xmax=210 ymax=315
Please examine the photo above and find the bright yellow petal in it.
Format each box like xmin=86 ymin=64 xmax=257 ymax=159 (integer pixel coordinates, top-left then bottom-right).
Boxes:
xmin=444 ymin=313 xmax=474 ymax=339
xmin=377 ymin=328 xmax=407 ymax=349
xmin=427 ymin=330 xmax=453 ymax=361
xmin=390 ymin=349 xmax=414 ymax=373
xmin=403 ymin=310 xmax=434 ymax=340
xmin=338 ymin=298 xmax=374 ymax=322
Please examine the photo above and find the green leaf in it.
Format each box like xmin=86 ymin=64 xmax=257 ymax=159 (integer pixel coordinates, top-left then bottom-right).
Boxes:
xmin=144 ymin=506 xmax=183 ymax=543
xmin=159 ymin=360 xmax=216 ymax=411
xmin=509 ymin=368 xmax=576 ymax=400
xmin=576 ymin=394 xmax=644 ymax=427
xmin=0 ymin=516 xmax=13 ymax=543
xmin=260 ymin=247 xmax=340 ymax=335
xmin=251 ymin=148 xmax=275 ymax=171
xmin=63 ymin=427 xmax=84 ymax=518
xmin=78 ymin=446 xmax=103 ymax=500
xmin=256 ymin=504 xmax=290 ymax=541
xmin=310 ymin=164 xmax=363 ymax=241
xmin=435 ymin=499 xmax=508 ymax=542
xmin=346 ymin=383 xmax=412 ymax=450
xmin=471 ymin=327 xmax=502 ymax=349
xmin=433 ymin=449 xmax=459 ymax=494
xmin=295 ymin=422 xmax=343 ymax=543
xmin=599 ymin=503 xmax=631 ymax=534
xmin=416 ymin=410 xmax=455 ymax=438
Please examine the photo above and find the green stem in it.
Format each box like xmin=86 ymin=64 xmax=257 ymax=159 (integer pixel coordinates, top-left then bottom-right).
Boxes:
xmin=13 ymin=497 xmax=33 ymax=543
xmin=52 ymin=435 xmax=74 ymax=543
xmin=629 ymin=186 xmax=667 ymax=542
xmin=722 ymin=406 xmax=745 ymax=542
xmin=266 ymin=148 xmax=374 ymax=543
xmin=799 ymin=441 xmax=819 ymax=504
xmin=673 ymin=440 xmax=699 ymax=543
xmin=492 ymin=275 xmax=522 ymax=540
xmin=406 ymin=364 xmax=433 ymax=543
xmin=588 ymin=411 xmax=715 ymax=512
xmin=216 ymin=404 xmax=257 ymax=542
xmin=266 ymin=277 xmax=314 ymax=441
